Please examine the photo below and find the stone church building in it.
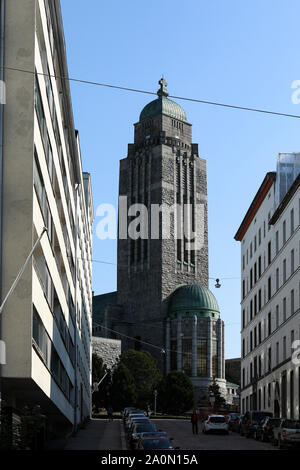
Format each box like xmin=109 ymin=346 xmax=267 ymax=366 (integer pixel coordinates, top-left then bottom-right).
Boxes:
xmin=93 ymin=78 xmax=227 ymax=401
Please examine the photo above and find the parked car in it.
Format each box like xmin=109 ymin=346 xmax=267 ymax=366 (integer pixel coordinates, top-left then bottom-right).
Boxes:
xmin=123 ymin=408 xmax=139 ymax=422
xmin=240 ymin=411 xmax=273 ymax=438
xmin=231 ymin=414 xmax=243 ymax=433
xmin=125 ymin=411 xmax=146 ymax=430
xmin=203 ymin=415 xmax=229 ymax=434
xmin=273 ymin=419 xmax=300 ymax=449
xmin=226 ymin=413 xmax=239 ymax=430
xmin=136 ymin=436 xmax=176 ymax=450
xmin=130 ymin=423 xmax=159 ymax=449
xmin=254 ymin=417 xmax=281 ymax=442
xmin=127 ymin=417 xmax=150 ymax=434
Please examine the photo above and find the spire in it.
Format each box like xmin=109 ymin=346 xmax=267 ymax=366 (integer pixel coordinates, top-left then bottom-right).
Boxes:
xmin=157 ymin=77 xmax=169 ymax=98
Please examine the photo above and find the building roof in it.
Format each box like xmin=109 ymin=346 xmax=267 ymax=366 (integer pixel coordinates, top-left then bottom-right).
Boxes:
xmin=168 ymin=284 xmax=220 ymax=318
xmin=234 ymin=172 xmax=276 ymax=241
xmin=269 ymin=170 xmax=300 ymax=225
xmin=139 ymin=77 xmax=187 ymax=123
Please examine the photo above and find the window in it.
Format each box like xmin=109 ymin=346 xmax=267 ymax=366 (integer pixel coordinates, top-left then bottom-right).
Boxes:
xmin=283 ymin=297 xmax=287 ymax=322
xmin=291 ymin=249 xmax=295 ymax=274
xmin=268 ymin=241 xmax=271 ymax=265
xmin=283 ymin=336 xmax=286 ymax=360
xmin=268 ymin=312 xmax=272 ymax=336
xmin=258 ymin=256 xmax=262 ymax=278
xmin=275 ymin=230 xmax=279 ymax=254
xmin=276 ymin=342 xmax=279 ymax=364
xmin=291 ymin=208 xmax=294 ymax=235
xmin=291 ymin=330 xmax=295 ymax=355
xmin=197 ymin=339 xmax=207 ymax=376
xmin=258 ymin=228 xmax=261 ymax=245
xmin=258 ymin=322 xmax=262 ymax=343
xmin=276 ymin=268 xmax=279 ymax=291
xmin=276 ymin=305 xmax=279 ymax=328
xmin=268 ymin=347 xmax=272 ymax=372
xmin=283 ymin=259 xmax=286 ymax=283
xmin=268 ymin=276 xmax=272 ymax=301
xmin=283 ymin=220 xmax=286 ymax=244
xmin=291 ymin=289 xmax=295 ymax=315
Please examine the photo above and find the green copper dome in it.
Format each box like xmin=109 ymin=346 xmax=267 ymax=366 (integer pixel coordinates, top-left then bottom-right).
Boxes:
xmin=139 ymin=78 xmax=187 ymax=122
xmin=168 ymin=284 xmax=220 ymax=319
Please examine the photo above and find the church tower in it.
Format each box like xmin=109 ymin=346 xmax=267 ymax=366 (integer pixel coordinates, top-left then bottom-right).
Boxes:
xmin=116 ymin=78 xmax=209 ymax=367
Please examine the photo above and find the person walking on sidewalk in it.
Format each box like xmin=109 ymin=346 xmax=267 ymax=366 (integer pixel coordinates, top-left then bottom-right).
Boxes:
xmin=191 ymin=409 xmax=198 ymax=434
xmin=107 ymin=406 xmax=113 ymax=422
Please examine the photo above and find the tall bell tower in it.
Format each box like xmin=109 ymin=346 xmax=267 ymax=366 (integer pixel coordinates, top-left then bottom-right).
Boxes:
xmin=115 ymin=78 xmax=209 ymax=366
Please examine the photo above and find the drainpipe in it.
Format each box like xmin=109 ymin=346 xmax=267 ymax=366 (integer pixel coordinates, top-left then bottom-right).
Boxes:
xmin=0 ymin=0 xmax=5 ymax=400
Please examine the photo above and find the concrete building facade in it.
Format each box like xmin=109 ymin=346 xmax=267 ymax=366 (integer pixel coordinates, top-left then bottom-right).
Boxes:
xmin=0 ymin=0 xmax=93 ymax=439
xmin=235 ymin=161 xmax=300 ymax=418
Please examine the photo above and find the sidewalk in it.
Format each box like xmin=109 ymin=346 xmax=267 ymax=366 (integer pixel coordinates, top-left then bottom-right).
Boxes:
xmin=48 ymin=418 xmax=126 ymax=451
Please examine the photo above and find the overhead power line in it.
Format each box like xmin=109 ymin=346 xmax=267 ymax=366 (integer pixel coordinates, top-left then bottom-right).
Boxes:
xmin=73 ymin=254 xmax=240 ymax=280
xmin=3 ymin=66 xmax=300 ymax=120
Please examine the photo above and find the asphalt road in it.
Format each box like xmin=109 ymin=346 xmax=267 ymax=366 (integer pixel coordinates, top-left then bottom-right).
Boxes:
xmin=152 ymin=419 xmax=276 ymax=450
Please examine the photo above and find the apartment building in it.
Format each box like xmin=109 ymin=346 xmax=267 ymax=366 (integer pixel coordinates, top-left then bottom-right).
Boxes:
xmin=0 ymin=0 xmax=93 ymax=439
xmin=235 ymin=157 xmax=300 ymax=419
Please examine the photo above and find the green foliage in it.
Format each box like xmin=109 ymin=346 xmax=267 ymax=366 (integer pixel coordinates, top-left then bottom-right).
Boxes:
xmin=119 ymin=349 xmax=162 ymax=408
xmin=92 ymin=353 xmax=107 ymax=384
xmin=110 ymin=362 xmax=137 ymax=411
xmin=92 ymin=353 xmax=111 ymax=410
xmin=158 ymin=371 xmax=194 ymax=414
xmin=209 ymin=379 xmax=227 ymax=410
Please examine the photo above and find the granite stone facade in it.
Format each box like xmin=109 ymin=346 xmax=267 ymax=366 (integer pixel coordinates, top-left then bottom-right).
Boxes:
xmin=92 ymin=337 xmax=121 ymax=370
xmin=95 ymin=80 xmax=227 ymax=401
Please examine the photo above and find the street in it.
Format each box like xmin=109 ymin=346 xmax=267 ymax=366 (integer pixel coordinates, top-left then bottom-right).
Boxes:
xmin=135 ymin=419 xmax=276 ymax=451
xmin=49 ymin=417 xmax=278 ymax=451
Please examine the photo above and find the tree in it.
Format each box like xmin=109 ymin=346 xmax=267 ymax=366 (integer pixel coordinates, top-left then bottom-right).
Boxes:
xmin=208 ymin=379 xmax=227 ymax=410
xmin=159 ymin=371 xmax=194 ymax=414
xmin=110 ymin=363 xmax=137 ymax=411
xmin=92 ymin=353 xmax=107 ymax=385
xmin=119 ymin=350 xmax=162 ymax=408
xmin=92 ymin=353 xmax=110 ymax=411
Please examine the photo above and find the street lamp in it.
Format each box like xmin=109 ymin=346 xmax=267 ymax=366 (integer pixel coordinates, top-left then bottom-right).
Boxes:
xmin=154 ymin=389 xmax=158 ymax=416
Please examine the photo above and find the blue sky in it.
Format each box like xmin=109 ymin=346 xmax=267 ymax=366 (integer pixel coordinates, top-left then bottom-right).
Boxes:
xmin=60 ymin=0 xmax=300 ymax=358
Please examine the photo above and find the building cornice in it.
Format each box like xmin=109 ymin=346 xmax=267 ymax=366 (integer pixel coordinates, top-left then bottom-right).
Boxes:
xmin=269 ymin=171 xmax=300 ymax=225
xmin=234 ymin=172 xmax=276 ymax=242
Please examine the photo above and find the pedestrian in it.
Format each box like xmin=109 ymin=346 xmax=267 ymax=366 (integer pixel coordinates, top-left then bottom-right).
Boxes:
xmin=191 ymin=409 xmax=198 ymax=434
xmin=107 ymin=405 xmax=113 ymax=422
xmin=146 ymin=404 xmax=151 ymax=417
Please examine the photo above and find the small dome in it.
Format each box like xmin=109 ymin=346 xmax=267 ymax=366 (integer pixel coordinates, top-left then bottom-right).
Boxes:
xmin=139 ymin=77 xmax=187 ymax=122
xmin=169 ymin=284 xmax=220 ymax=318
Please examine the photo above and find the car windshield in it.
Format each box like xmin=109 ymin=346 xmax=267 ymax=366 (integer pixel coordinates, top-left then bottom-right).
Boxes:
xmin=252 ymin=412 xmax=272 ymax=423
xmin=269 ymin=419 xmax=281 ymax=426
xmin=142 ymin=438 xmax=173 ymax=449
xmin=136 ymin=424 xmax=157 ymax=433
xmin=209 ymin=416 xmax=225 ymax=423
xmin=283 ymin=420 xmax=300 ymax=429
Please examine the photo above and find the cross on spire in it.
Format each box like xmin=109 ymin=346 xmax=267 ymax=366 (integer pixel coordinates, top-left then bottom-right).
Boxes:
xmin=157 ymin=77 xmax=169 ymax=97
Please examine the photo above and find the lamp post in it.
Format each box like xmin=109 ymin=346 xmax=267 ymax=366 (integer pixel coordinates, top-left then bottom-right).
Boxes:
xmin=154 ymin=389 xmax=157 ymax=416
